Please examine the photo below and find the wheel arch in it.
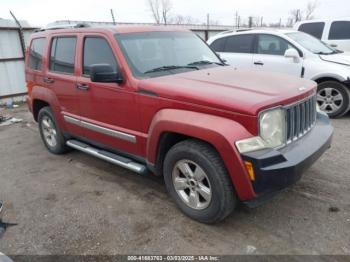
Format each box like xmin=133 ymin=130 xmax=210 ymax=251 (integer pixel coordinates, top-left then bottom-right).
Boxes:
xmin=32 ymin=99 xmax=50 ymax=121
xmin=146 ymin=109 xmax=257 ymax=201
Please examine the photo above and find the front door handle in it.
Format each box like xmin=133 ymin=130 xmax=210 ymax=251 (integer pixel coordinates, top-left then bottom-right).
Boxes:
xmin=76 ymin=83 xmax=90 ymax=91
xmin=330 ymin=44 xmax=338 ymax=48
xmin=254 ymin=61 xmax=264 ymax=66
xmin=43 ymin=77 xmax=55 ymax=84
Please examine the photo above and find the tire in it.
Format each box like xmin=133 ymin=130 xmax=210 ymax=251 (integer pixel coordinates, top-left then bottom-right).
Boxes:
xmin=317 ymin=81 xmax=350 ymax=118
xmin=38 ymin=107 xmax=69 ymax=154
xmin=163 ymin=139 xmax=237 ymax=224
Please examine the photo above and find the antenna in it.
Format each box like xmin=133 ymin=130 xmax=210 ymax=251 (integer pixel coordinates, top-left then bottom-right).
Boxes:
xmin=110 ymin=9 xmax=116 ymax=25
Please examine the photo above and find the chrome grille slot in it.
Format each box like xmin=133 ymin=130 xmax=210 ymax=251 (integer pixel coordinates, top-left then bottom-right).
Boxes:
xmin=286 ymin=95 xmax=317 ymax=144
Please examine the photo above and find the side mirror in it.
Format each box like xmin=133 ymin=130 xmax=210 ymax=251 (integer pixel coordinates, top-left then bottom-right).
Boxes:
xmin=90 ymin=64 xmax=123 ymax=83
xmin=284 ymin=48 xmax=300 ymax=63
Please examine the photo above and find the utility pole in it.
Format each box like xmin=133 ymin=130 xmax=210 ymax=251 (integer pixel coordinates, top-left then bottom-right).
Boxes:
xmin=207 ymin=13 xmax=210 ymax=29
xmin=248 ymin=16 xmax=253 ymax=28
xmin=110 ymin=9 xmax=116 ymax=25
xmin=260 ymin=17 xmax=263 ymax=27
xmin=235 ymin=11 xmax=239 ymax=29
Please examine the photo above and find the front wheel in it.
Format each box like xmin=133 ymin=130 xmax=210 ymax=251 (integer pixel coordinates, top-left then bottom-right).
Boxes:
xmin=317 ymin=81 xmax=350 ymax=118
xmin=163 ymin=139 xmax=237 ymax=224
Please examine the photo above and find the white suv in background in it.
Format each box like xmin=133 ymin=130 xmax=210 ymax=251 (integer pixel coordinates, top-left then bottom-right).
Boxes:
xmin=295 ymin=18 xmax=350 ymax=52
xmin=208 ymin=29 xmax=350 ymax=117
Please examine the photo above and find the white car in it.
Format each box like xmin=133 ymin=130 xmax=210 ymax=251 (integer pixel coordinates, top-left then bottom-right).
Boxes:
xmin=208 ymin=29 xmax=350 ymax=117
xmin=295 ymin=18 xmax=350 ymax=52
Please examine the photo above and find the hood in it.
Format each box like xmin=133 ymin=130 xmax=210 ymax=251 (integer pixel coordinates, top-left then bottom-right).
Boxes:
xmin=138 ymin=66 xmax=316 ymax=116
xmin=320 ymin=52 xmax=350 ymax=66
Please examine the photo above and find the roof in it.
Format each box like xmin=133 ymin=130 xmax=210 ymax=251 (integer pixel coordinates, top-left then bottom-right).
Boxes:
xmin=0 ymin=19 xmax=37 ymax=30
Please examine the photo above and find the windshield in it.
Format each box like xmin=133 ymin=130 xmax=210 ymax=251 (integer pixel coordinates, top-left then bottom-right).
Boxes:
xmin=286 ymin=32 xmax=336 ymax=55
xmin=115 ymin=31 xmax=223 ymax=78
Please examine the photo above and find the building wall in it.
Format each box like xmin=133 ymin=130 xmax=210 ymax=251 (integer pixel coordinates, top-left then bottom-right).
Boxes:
xmin=0 ymin=19 xmax=36 ymax=99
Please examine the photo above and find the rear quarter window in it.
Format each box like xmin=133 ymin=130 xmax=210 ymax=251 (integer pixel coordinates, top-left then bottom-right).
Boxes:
xmin=298 ymin=22 xmax=325 ymax=39
xmin=329 ymin=21 xmax=350 ymax=40
xmin=210 ymin=37 xmax=226 ymax=52
xmin=28 ymin=38 xmax=46 ymax=71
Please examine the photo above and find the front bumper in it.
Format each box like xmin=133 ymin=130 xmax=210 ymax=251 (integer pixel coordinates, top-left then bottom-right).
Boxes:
xmin=242 ymin=112 xmax=333 ymax=207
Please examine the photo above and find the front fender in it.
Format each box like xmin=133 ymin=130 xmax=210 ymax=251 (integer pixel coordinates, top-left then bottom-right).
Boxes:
xmin=147 ymin=109 xmax=257 ymax=200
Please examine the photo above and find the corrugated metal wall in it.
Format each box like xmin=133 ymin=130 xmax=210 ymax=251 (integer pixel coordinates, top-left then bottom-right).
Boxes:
xmin=0 ymin=19 xmax=36 ymax=98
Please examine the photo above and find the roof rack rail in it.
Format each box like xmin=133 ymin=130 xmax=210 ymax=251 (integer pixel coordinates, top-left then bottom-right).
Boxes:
xmin=36 ymin=22 xmax=92 ymax=32
xmin=74 ymin=23 xmax=91 ymax=28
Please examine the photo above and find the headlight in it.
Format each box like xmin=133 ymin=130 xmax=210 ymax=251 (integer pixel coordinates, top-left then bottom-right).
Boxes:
xmin=235 ymin=108 xmax=286 ymax=154
xmin=259 ymin=108 xmax=285 ymax=148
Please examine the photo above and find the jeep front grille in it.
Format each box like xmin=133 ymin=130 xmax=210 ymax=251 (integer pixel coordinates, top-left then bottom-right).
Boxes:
xmin=285 ymin=95 xmax=317 ymax=144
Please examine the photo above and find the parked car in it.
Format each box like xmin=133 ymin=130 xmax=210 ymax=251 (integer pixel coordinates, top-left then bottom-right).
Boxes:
xmin=26 ymin=26 xmax=333 ymax=223
xmin=208 ymin=29 xmax=350 ymax=117
xmin=295 ymin=18 xmax=350 ymax=52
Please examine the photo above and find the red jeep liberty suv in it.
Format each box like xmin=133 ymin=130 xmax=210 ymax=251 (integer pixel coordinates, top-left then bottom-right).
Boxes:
xmin=25 ymin=25 xmax=333 ymax=223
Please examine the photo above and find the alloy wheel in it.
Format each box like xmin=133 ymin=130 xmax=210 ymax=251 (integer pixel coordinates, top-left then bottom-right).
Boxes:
xmin=317 ymin=87 xmax=344 ymax=114
xmin=172 ymin=160 xmax=212 ymax=210
xmin=41 ymin=116 xmax=58 ymax=148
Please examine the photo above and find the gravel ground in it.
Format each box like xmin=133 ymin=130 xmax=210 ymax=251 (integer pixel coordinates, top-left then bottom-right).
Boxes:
xmin=0 ymin=105 xmax=349 ymax=255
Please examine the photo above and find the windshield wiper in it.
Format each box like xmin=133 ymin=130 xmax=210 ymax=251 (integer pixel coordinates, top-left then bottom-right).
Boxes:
xmin=315 ymin=51 xmax=334 ymax=55
xmin=144 ymin=65 xmax=198 ymax=74
xmin=188 ymin=60 xmax=225 ymax=66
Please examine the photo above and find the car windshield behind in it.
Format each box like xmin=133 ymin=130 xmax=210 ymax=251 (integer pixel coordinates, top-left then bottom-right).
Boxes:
xmin=286 ymin=32 xmax=336 ymax=55
xmin=115 ymin=31 xmax=223 ymax=78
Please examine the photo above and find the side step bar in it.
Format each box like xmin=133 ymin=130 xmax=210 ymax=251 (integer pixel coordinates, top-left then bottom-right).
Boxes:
xmin=66 ymin=140 xmax=148 ymax=175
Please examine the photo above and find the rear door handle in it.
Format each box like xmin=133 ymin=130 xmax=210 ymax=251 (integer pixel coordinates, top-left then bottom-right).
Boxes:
xmin=76 ymin=83 xmax=90 ymax=91
xmin=330 ymin=44 xmax=338 ymax=48
xmin=43 ymin=77 xmax=55 ymax=84
xmin=254 ymin=61 xmax=264 ymax=66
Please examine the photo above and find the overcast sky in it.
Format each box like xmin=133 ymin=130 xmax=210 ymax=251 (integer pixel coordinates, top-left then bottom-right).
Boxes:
xmin=1 ymin=0 xmax=349 ymax=27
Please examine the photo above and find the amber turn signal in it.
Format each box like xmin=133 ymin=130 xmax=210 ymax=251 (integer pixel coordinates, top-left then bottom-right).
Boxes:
xmin=244 ymin=161 xmax=255 ymax=181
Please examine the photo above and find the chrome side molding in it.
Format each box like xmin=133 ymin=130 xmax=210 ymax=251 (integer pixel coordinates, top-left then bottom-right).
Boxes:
xmin=63 ymin=115 xmax=136 ymax=143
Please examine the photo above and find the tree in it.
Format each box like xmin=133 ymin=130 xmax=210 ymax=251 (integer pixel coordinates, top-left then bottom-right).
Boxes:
xmin=305 ymin=0 xmax=318 ymax=20
xmin=289 ymin=9 xmax=302 ymax=24
xmin=171 ymin=15 xmax=197 ymax=25
xmin=161 ymin=0 xmax=172 ymax=25
xmin=147 ymin=0 xmax=173 ymax=25
xmin=288 ymin=1 xmax=319 ymax=26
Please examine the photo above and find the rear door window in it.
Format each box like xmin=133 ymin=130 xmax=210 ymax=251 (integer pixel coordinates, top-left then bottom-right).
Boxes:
xmin=49 ymin=37 xmax=77 ymax=74
xmin=329 ymin=21 xmax=350 ymax=40
xmin=298 ymin=22 xmax=325 ymax=39
xmin=224 ymin=34 xmax=254 ymax=53
xmin=29 ymin=38 xmax=46 ymax=71
xmin=83 ymin=37 xmax=117 ymax=76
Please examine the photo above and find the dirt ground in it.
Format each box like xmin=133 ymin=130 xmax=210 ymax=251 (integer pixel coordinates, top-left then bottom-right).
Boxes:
xmin=0 ymin=105 xmax=349 ymax=255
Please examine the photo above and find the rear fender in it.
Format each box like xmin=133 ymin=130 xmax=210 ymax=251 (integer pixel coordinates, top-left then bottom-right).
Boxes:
xmin=147 ymin=109 xmax=257 ymax=200
xmin=31 ymin=86 xmax=65 ymax=129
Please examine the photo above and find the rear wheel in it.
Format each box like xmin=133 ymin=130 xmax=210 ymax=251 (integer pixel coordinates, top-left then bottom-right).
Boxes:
xmin=163 ymin=139 xmax=237 ymax=224
xmin=317 ymin=81 xmax=350 ymax=118
xmin=38 ymin=107 xmax=69 ymax=154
